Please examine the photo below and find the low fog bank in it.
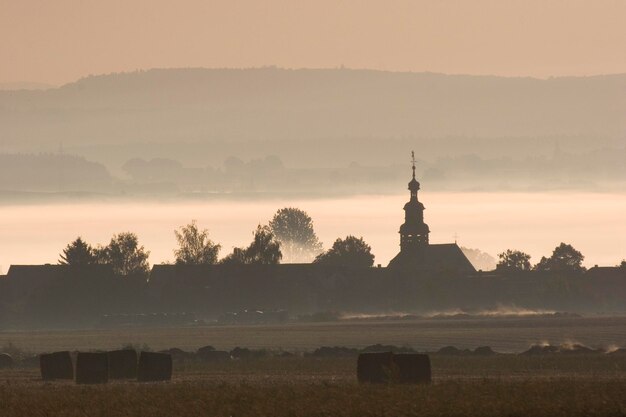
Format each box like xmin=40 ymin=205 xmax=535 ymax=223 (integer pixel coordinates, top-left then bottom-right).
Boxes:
xmin=1 ymin=143 xmax=625 ymax=199
xmin=0 ymin=192 xmax=624 ymax=273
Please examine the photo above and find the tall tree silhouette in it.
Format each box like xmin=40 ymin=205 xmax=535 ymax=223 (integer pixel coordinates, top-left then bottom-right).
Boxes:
xmin=496 ymin=249 xmax=532 ymax=272
xmin=269 ymin=207 xmax=322 ymax=263
xmin=313 ymin=235 xmax=374 ymax=267
xmin=95 ymin=232 xmax=150 ymax=276
xmin=221 ymin=225 xmax=282 ymax=265
xmin=174 ymin=220 xmax=221 ymax=265
xmin=534 ymin=243 xmax=585 ymax=272
xmin=58 ymin=237 xmax=96 ymax=266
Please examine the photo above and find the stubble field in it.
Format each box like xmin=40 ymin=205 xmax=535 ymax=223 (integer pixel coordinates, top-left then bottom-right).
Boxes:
xmin=2 ymin=316 xmax=625 ymax=353
xmin=1 ymin=317 xmax=626 ymax=416
xmin=1 ymin=355 xmax=626 ymax=417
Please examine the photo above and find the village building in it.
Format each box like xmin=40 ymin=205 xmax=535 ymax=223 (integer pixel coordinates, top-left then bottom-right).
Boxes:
xmin=388 ymin=152 xmax=475 ymax=273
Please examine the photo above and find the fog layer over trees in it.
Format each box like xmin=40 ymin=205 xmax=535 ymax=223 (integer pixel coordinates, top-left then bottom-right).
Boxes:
xmin=0 ymin=68 xmax=624 ymax=198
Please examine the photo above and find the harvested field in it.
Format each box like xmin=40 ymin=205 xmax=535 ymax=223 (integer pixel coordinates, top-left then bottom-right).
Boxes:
xmin=1 ymin=317 xmax=625 ymax=416
xmin=0 ymin=378 xmax=624 ymax=417
xmin=2 ymin=353 xmax=626 ymax=383
xmin=1 ymin=316 xmax=625 ymax=353
xmin=1 ymin=352 xmax=625 ymax=416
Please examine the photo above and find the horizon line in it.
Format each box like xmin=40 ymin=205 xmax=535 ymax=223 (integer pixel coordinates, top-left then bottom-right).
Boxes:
xmin=3 ymin=66 xmax=626 ymax=91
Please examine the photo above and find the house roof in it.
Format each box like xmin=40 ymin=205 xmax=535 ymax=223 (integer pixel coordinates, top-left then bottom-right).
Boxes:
xmin=6 ymin=264 xmax=113 ymax=279
xmin=149 ymin=263 xmax=383 ymax=285
xmin=387 ymin=243 xmax=476 ymax=272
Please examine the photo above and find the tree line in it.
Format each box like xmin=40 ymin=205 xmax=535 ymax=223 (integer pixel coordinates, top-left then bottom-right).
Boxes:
xmin=496 ymin=244 xmax=590 ymax=273
xmin=58 ymin=207 xmax=375 ymax=276
xmin=58 ymin=206 xmax=618 ymax=276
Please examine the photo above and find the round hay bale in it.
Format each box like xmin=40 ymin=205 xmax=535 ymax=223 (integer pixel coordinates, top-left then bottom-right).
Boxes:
xmin=561 ymin=344 xmax=597 ymax=354
xmin=0 ymin=353 xmax=14 ymax=369
xmin=20 ymin=356 xmax=40 ymax=368
xmin=197 ymin=350 xmax=231 ymax=362
xmin=310 ymin=346 xmax=359 ymax=358
xmin=473 ymin=346 xmax=496 ymax=356
xmin=521 ymin=344 xmax=559 ymax=355
xmin=197 ymin=345 xmax=216 ymax=355
xmin=159 ymin=348 xmax=192 ymax=361
xmin=437 ymin=346 xmax=464 ymax=355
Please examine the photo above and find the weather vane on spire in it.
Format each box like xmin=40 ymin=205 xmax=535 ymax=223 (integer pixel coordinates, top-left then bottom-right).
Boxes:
xmin=411 ymin=150 xmax=416 ymax=179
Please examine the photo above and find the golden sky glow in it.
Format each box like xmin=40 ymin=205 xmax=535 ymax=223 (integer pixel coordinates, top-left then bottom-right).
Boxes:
xmin=2 ymin=0 xmax=625 ymax=84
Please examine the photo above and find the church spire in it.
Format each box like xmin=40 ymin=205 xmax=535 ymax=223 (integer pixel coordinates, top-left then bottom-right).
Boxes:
xmin=408 ymin=150 xmax=420 ymax=199
xmin=399 ymin=151 xmax=429 ymax=250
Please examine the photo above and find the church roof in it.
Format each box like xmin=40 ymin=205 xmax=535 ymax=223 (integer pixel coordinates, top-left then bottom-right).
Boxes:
xmin=387 ymin=243 xmax=475 ymax=272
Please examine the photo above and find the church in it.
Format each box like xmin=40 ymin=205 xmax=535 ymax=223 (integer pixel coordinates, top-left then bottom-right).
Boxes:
xmin=388 ymin=152 xmax=475 ymax=273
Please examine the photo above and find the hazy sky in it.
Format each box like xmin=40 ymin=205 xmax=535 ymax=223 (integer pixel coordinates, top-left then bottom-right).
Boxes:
xmin=2 ymin=0 xmax=626 ymax=85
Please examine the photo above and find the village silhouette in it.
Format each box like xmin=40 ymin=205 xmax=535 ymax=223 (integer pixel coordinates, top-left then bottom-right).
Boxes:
xmin=0 ymin=152 xmax=623 ymax=329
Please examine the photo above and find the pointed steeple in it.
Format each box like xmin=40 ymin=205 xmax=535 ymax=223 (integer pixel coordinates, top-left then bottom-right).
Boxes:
xmin=408 ymin=150 xmax=420 ymax=199
xmin=399 ymin=151 xmax=429 ymax=250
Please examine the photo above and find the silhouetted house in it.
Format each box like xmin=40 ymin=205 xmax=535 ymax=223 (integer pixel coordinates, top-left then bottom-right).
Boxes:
xmin=387 ymin=152 xmax=475 ymax=273
xmin=582 ymin=266 xmax=626 ymax=310
xmin=0 ymin=273 xmax=7 ymax=301
xmin=1 ymin=264 xmax=137 ymax=326
xmin=585 ymin=266 xmax=625 ymax=280
xmin=5 ymin=265 xmax=66 ymax=301
xmin=4 ymin=264 xmax=114 ymax=301
xmin=149 ymin=263 xmax=390 ymax=314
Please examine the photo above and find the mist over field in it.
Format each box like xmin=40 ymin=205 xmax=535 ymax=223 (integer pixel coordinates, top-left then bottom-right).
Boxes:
xmin=1 ymin=191 xmax=624 ymax=273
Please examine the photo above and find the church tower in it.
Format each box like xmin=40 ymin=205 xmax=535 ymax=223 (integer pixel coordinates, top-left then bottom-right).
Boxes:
xmin=388 ymin=152 xmax=475 ymax=272
xmin=399 ymin=151 xmax=430 ymax=250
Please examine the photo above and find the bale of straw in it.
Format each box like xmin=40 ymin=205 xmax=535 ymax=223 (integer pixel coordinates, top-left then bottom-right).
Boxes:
xmin=137 ymin=351 xmax=172 ymax=382
xmin=159 ymin=348 xmax=192 ymax=361
xmin=0 ymin=353 xmax=14 ymax=369
xmin=40 ymin=351 xmax=74 ymax=381
xmin=76 ymin=352 xmax=108 ymax=384
xmin=392 ymin=353 xmax=431 ymax=384
xmin=107 ymin=349 xmax=138 ymax=379
xmin=473 ymin=346 xmax=496 ymax=356
xmin=20 ymin=356 xmax=39 ymax=368
xmin=197 ymin=349 xmax=231 ymax=362
xmin=357 ymin=351 xmax=394 ymax=383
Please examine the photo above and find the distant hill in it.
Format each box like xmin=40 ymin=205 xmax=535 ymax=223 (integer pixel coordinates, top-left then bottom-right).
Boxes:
xmin=1 ymin=68 xmax=624 ymax=150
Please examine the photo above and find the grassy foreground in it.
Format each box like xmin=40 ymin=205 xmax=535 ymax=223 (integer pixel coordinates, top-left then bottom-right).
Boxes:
xmin=1 ymin=379 xmax=625 ymax=417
